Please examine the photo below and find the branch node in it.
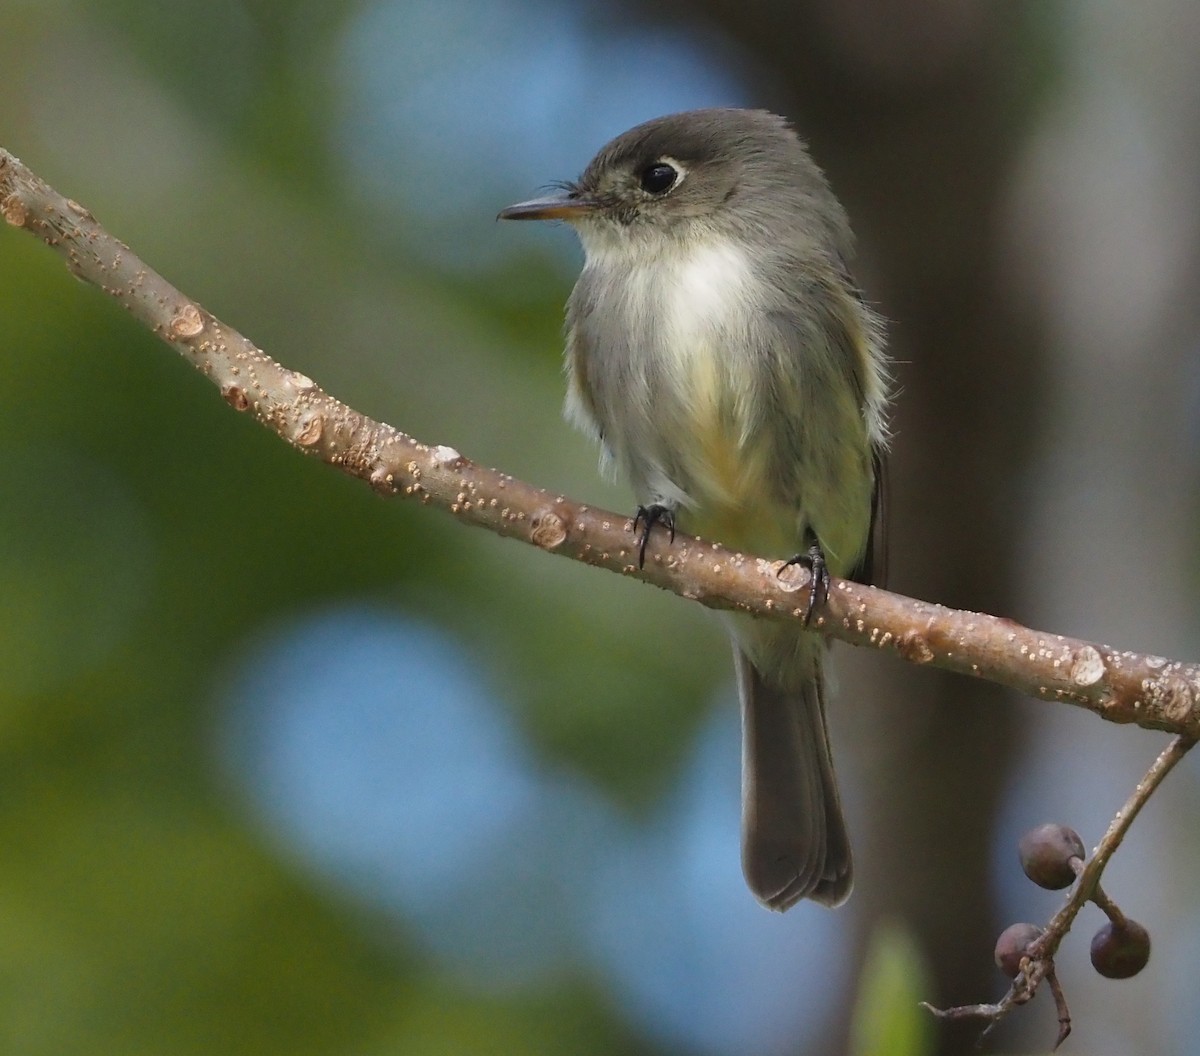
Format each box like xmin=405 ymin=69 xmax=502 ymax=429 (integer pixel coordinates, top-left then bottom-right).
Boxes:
xmin=2 ymin=193 xmax=27 ymax=227
xmin=169 ymin=303 xmax=204 ymax=339
xmin=221 ymin=384 xmax=250 ymax=412
xmin=1069 ymin=645 xmax=1105 ymax=687
xmin=294 ymin=413 xmax=325 ymax=446
xmin=530 ymin=510 xmax=568 ymax=550
xmin=774 ymin=561 xmax=810 ymax=592
xmin=898 ymin=630 xmax=934 ymax=664
xmin=432 ymin=444 xmax=463 ymax=468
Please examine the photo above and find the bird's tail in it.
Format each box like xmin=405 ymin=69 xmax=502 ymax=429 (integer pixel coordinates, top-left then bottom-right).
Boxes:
xmin=734 ymin=636 xmax=852 ymax=910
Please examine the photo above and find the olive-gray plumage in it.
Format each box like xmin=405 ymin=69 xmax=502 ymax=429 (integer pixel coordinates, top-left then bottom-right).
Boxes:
xmin=500 ymin=109 xmax=888 ymax=909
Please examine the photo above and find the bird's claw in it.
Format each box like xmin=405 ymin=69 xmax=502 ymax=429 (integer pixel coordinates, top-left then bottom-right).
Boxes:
xmin=781 ymin=536 xmax=829 ymax=627
xmin=633 ymin=504 xmax=675 ymax=569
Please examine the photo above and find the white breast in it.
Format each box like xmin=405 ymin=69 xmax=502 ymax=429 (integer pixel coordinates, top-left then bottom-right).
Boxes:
xmin=582 ymin=231 xmax=758 ymax=372
xmin=662 ymin=240 xmax=757 ymax=367
xmin=575 ymin=229 xmax=766 ymax=511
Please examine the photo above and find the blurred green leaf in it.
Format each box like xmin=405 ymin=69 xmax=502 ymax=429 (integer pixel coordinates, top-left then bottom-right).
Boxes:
xmin=848 ymin=920 xmax=934 ymax=1056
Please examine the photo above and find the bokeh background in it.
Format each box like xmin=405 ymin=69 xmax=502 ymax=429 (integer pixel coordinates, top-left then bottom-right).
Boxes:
xmin=2 ymin=1 xmax=1199 ymax=1054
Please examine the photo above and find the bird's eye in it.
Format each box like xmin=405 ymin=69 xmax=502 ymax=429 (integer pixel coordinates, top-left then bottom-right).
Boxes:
xmin=639 ymin=162 xmax=678 ymax=195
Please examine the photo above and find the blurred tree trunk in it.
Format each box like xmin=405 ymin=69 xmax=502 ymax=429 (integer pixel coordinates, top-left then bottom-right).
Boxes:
xmin=615 ymin=3 xmax=1052 ymax=1051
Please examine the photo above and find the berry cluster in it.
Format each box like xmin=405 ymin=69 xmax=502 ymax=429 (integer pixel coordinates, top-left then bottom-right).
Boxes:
xmin=995 ymin=823 xmax=1150 ymax=983
xmin=925 ymin=738 xmax=1188 ymax=1050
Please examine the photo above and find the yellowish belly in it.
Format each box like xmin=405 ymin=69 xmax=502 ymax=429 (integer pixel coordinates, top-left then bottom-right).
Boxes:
xmin=676 ymin=397 xmax=797 ymax=559
xmin=670 ymin=360 xmax=871 ymax=570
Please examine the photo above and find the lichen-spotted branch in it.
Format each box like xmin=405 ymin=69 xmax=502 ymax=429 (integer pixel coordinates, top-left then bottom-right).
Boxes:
xmin=3 ymin=145 xmax=1200 ymax=737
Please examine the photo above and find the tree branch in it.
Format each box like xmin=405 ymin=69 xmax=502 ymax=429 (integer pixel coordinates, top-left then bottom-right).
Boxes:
xmin=3 ymin=145 xmax=1199 ymax=737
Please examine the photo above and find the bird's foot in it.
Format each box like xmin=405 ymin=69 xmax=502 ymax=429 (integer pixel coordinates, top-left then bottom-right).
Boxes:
xmin=781 ymin=535 xmax=829 ymax=627
xmin=632 ymin=503 xmax=675 ymax=569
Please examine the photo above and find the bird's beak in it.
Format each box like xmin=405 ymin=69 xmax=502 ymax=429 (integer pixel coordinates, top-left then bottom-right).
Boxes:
xmin=497 ymin=192 xmax=599 ymax=222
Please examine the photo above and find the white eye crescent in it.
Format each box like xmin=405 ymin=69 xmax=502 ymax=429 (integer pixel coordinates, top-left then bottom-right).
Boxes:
xmin=638 ymin=158 xmax=685 ymax=195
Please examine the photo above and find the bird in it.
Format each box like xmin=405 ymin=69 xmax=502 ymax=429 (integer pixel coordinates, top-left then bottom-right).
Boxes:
xmin=499 ymin=108 xmax=888 ymax=909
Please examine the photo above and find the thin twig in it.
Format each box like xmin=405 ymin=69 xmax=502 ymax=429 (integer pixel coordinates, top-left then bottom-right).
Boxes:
xmin=922 ymin=734 xmax=1195 ymax=1045
xmin=3 ymin=145 xmax=1200 ymax=736
xmin=1036 ymin=734 xmax=1193 ymax=957
xmin=1088 ymin=884 xmax=1126 ymax=928
xmin=1046 ymin=966 xmax=1072 ymax=1050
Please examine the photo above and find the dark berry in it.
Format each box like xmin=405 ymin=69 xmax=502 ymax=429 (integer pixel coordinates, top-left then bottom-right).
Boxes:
xmin=1018 ymin=823 xmax=1086 ymax=889
xmin=1090 ymin=919 xmax=1150 ymax=979
xmin=994 ymin=922 xmax=1043 ymax=978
